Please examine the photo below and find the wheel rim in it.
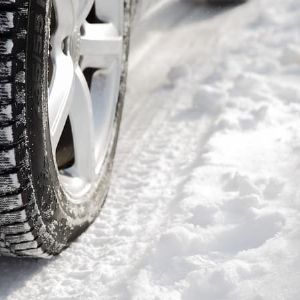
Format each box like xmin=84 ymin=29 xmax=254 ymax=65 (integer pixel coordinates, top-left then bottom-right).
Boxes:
xmin=48 ymin=0 xmax=124 ymax=201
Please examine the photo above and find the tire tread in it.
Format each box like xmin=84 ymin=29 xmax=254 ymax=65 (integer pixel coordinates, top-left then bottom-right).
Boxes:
xmin=0 ymin=0 xmax=47 ymax=258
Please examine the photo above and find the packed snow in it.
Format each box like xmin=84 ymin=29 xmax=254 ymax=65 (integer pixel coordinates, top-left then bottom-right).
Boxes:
xmin=1 ymin=0 xmax=300 ymax=299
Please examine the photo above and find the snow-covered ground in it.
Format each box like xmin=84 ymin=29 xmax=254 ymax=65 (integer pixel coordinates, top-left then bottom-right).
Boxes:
xmin=1 ymin=0 xmax=300 ymax=299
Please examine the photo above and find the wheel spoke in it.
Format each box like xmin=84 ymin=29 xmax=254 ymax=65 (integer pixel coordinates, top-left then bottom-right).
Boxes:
xmin=95 ymin=0 xmax=124 ymax=33
xmin=52 ymin=0 xmax=75 ymax=39
xmin=74 ymin=0 xmax=95 ymax=26
xmin=49 ymin=52 xmax=74 ymax=151
xmin=69 ymin=68 xmax=95 ymax=182
xmin=52 ymin=0 xmax=94 ymax=40
xmin=80 ymin=23 xmax=123 ymax=69
xmin=49 ymin=0 xmax=125 ymax=198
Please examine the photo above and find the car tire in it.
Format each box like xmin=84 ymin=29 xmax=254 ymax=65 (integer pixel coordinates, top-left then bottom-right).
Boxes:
xmin=0 ymin=0 xmax=131 ymax=257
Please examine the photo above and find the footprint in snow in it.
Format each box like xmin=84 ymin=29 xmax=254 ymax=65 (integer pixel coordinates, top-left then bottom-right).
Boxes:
xmin=182 ymin=262 xmax=268 ymax=300
xmin=222 ymin=172 xmax=260 ymax=196
xmin=221 ymin=194 xmax=263 ymax=223
xmin=208 ymin=210 xmax=286 ymax=254
xmin=206 ymin=172 xmax=287 ymax=254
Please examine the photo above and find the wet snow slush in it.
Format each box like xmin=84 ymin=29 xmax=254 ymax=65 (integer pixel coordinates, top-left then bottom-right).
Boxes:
xmin=1 ymin=0 xmax=300 ymax=299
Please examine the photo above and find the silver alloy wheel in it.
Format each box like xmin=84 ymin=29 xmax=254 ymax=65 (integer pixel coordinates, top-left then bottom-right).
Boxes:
xmin=49 ymin=0 xmax=124 ymax=201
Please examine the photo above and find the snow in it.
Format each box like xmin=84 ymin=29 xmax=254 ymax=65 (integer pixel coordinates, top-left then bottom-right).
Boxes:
xmin=0 ymin=39 xmax=13 ymax=54
xmin=0 ymin=105 xmax=12 ymax=122
xmin=1 ymin=0 xmax=300 ymax=299
xmin=0 ymin=12 xmax=14 ymax=31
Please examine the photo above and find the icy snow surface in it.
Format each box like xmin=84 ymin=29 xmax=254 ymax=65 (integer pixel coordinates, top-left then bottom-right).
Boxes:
xmin=1 ymin=0 xmax=300 ymax=299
